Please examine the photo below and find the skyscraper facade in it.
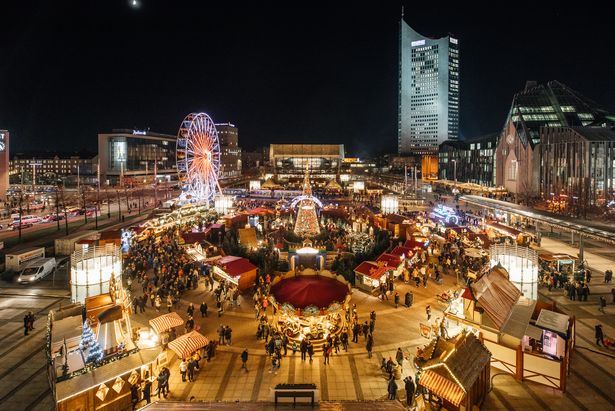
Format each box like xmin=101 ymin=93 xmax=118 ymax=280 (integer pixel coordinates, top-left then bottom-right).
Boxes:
xmin=398 ymin=20 xmax=459 ymax=155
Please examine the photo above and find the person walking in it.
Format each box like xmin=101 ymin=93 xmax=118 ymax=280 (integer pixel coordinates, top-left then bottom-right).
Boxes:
xmin=396 ymin=347 xmax=404 ymax=371
xmin=27 ymin=311 xmax=34 ymax=331
xmin=426 ymin=305 xmax=432 ymax=322
xmin=362 ymin=321 xmax=369 ymax=340
xmin=300 ymin=340 xmax=307 ymax=361
xmin=142 ymin=379 xmax=152 ymax=404
xmin=23 ymin=314 xmax=30 ymax=336
xmin=225 ymin=326 xmax=233 ymax=345
xmin=599 ymin=296 xmax=607 ymax=314
xmin=179 ymin=358 xmax=188 ymax=382
xmin=366 ymin=334 xmax=374 ymax=359
xmin=218 ymin=325 xmax=225 ymax=345
xmin=404 ymin=375 xmax=415 ymax=407
xmin=611 ymin=286 xmax=615 ymax=304
xmin=352 ymin=322 xmax=360 ymax=343
xmin=200 ymin=301 xmax=208 ymax=317
xmin=131 ymin=383 xmax=140 ymax=410
xmin=241 ymin=349 xmax=249 ymax=371
xmin=187 ymin=358 xmax=196 ymax=382
xmin=323 ymin=344 xmax=331 ymax=365
xmin=307 ymin=341 xmax=314 ymax=363
xmin=595 ymin=324 xmax=605 ymax=346
xmin=341 ymin=330 xmax=349 ymax=351
xmin=187 ymin=303 xmax=195 ymax=317
xmin=387 ymin=376 xmax=398 ymax=400
xmin=394 ymin=292 xmax=400 ymax=308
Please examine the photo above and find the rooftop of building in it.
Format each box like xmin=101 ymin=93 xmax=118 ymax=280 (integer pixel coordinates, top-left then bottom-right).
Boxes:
xmin=99 ymin=129 xmax=177 ymax=139
xmin=11 ymin=151 xmax=97 ymax=160
xmin=269 ymin=144 xmax=344 ymax=157
xmin=568 ymin=126 xmax=615 ymax=142
xmin=508 ymin=80 xmax=615 ymax=148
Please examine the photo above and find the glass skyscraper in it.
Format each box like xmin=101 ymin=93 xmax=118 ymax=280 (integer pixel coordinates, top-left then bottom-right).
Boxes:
xmin=398 ymin=20 xmax=459 ymax=155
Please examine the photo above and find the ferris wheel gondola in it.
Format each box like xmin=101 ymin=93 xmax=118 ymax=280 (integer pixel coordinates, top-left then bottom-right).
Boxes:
xmin=176 ymin=112 xmax=222 ymax=203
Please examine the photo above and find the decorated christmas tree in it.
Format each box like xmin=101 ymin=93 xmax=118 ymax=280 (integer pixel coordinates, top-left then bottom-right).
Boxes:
xmin=79 ymin=320 xmax=95 ymax=351
xmin=294 ymin=167 xmax=320 ymax=238
xmin=80 ymin=320 xmax=104 ymax=363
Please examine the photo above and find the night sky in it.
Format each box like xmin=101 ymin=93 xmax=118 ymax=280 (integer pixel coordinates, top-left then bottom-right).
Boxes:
xmin=1 ymin=1 xmax=614 ymax=157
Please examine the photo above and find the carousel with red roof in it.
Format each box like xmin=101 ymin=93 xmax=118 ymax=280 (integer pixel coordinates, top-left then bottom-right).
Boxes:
xmin=269 ymin=266 xmax=352 ymax=349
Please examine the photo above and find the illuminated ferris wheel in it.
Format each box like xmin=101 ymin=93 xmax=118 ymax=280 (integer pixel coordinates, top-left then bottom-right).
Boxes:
xmin=176 ymin=112 xmax=222 ymax=202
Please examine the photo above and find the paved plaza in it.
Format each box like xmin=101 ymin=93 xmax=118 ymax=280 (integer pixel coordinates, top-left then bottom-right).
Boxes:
xmin=0 ymin=234 xmax=615 ymax=410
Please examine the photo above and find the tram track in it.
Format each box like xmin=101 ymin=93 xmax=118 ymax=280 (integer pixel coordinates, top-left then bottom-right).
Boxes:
xmin=0 ymin=364 xmax=47 ymax=405
xmin=24 ymin=387 xmax=51 ymax=411
xmin=0 ymin=296 xmax=67 ymax=345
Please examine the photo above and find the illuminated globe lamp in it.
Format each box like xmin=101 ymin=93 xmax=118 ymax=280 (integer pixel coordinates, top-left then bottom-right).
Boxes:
xmin=249 ymin=180 xmax=261 ymax=191
xmin=214 ymin=194 xmax=234 ymax=215
xmin=381 ymin=194 xmax=399 ymax=214
xmin=70 ymin=244 xmax=122 ymax=304
xmin=353 ymin=181 xmax=365 ymax=193
xmin=490 ymin=244 xmax=539 ymax=300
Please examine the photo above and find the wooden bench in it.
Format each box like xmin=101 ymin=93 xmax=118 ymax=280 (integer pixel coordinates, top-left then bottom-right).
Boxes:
xmin=274 ymin=390 xmax=315 ymax=407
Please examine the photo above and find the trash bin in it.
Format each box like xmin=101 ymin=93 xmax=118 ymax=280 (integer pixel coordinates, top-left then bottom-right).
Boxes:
xmin=404 ymin=292 xmax=413 ymax=307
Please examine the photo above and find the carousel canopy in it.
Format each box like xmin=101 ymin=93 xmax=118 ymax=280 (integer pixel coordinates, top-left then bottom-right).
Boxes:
xmin=149 ymin=312 xmax=185 ymax=334
xmin=168 ymin=331 xmax=209 ymax=359
xmin=271 ymin=276 xmax=349 ymax=309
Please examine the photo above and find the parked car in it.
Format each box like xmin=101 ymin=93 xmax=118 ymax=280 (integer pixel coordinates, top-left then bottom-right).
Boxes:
xmin=9 ymin=222 xmax=33 ymax=230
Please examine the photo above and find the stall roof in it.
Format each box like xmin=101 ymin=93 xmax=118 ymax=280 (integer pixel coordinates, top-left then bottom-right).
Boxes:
xmin=390 ymin=246 xmax=413 ymax=258
xmin=536 ymin=309 xmax=569 ymax=335
xmin=419 ymin=332 xmax=491 ymax=406
xmin=376 ymin=253 xmax=402 ymax=268
xmin=55 ymin=348 xmax=161 ymax=403
xmin=462 ymin=194 xmax=615 ymax=244
xmin=471 ymin=267 xmax=522 ymax=330
xmin=216 ymin=256 xmax=257 ymax=277
xmin=501 ymin=297 xmax=537 ymax=340
xmin=353 ymin=261 xmax=390 ymax=280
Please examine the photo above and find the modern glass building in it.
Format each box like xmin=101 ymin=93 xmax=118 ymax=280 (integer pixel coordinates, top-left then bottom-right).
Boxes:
xmin=98 ymin=129 xmax=177 ymax=185
xmin=541 ymin=126 xmax=615 ymax=208
xmin=269 ymin=144 xmax=344 ymax=180
xmin=216 ymin=123 xmax=242 ymax=179
xmin=398 ymin=20 xmax=459 ymax=155
xmin=438 ymin=133 xmax=498 ymax=187
xmin=495 ymin=80 xmax=615 ymax=200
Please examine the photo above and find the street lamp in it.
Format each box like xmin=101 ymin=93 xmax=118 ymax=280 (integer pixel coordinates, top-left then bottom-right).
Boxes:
xmin=451 ymin=160 xmax=457 ymax=185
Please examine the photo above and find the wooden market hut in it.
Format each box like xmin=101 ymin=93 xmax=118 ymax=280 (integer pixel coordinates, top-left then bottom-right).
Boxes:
xmin=445 ymin=266 xmax=575 ymax=391
xmin=213 ymin=255 xmax=257 ymax=292
xmin=416 ymin=331 xmax=491 ymax=411
xmin=353 ymin=261 xmax=392 ymax=292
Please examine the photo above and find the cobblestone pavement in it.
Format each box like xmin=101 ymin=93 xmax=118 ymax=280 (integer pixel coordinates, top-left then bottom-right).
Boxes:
xmin=1 ymin=234 xmax=615 ymax=410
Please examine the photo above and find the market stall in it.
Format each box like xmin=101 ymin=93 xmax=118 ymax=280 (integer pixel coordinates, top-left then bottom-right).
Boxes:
xmin=167 ymin=331 xmax=209 ymax=359
xmin=353 ymin=261 xmax=392 ymax=292
xmin=212 ymin=255 xmax=257 ymax=292
xmin=415 ymin=331 xmax=491 ymax=411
